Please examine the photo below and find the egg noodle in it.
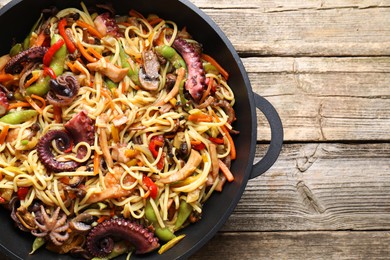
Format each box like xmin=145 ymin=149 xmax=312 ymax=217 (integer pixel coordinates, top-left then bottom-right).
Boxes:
xmin=0 ymin=3 xmax=237 ymax=258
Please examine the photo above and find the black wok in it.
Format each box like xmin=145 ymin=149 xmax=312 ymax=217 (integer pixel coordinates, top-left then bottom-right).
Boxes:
xmin=0 ymin=0 xmax=283 ymax=259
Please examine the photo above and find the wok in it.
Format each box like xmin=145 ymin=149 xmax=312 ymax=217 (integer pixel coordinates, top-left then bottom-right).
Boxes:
xmin=0 ymin=0 xmax=283 ymax=259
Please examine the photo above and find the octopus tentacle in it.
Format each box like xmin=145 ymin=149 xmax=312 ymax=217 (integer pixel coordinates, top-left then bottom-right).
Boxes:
xmin=37 ymin=130 xmax=79 ymax=172
xmin=5 ymin=46 xmax=48 ymax=74
xmin=37 ymin=111 xmax=95 ymax=172
xmin=0 ymin=90 xmax=9 ymax=116
xmin=86 ymin=218 xmax=160 ymax=257
xmin=172 ymin=38 xmax=206 ymax=102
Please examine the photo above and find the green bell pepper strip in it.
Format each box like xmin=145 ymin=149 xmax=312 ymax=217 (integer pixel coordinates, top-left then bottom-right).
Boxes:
xmin=155 ymin=45 xmax=187 ymax=70
xmin=118 ymin=43 xmax=139 ymax=84
xmin=0 ymin=110 xmax=38 ymax=124
xmin=29 ymin=237 xmax=45 ymax=254
xmin=174 ymin=200 xmax=192 ymax=230
xmin=9 ymin=43 xmax=23 ymax=57
xmin=26 ymin=34 xmax=67 ymax=96
xmin=91 ymin=241 xmax=129 ymax=260
xmin=105 ymin=78 xmax=118 ymax=91
xmin=23 ymin=13 xmax=43 ymax=50
xmin=145 ymin=199 xmax=176 ymax=242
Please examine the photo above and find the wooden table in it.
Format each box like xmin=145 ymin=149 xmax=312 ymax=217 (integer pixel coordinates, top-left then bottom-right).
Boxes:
xmin=1 ymin=0 xmax=389 ymax=259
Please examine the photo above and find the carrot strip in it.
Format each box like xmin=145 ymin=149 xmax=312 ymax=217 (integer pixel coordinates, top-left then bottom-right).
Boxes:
xmin=8 ymin=102 xmax=31 ymax=110
xmin=33 ymin=31 xmax=46 ymax=47
xmin=211 ymin=110 xmax=236 ymax=160
xmin=148 ymin=17 xmax=163 ymax=26
xmin=26 ymin=94 xmax=46 ymax=114
xmin=218 ymin=159 xmax=234 ymax=182
xmin=199 ymin=77 xmax=214 ymax=104
xmin=93 ymin=151 xmax=100 ymax=175
xmin=24 ymin=72 xmax=40 ymax=88
xmin=66 ymin=61 xmax=77 ymax=73
xmin=188 ymin=113 xmax=213 ymax=122
xmin=0 ymin=74 xmax=15 ymax=83
xmin=53 ymin=105 xmax=62 ymax=123
xmin=201 ymin=53 xmax=229 ymax=80
xmin=77 ymin=41 xmax=97 ymax=63
xmin=87 ymin=47 xmax=103 ymax=59
xmin=97 ymin=215 xmax=109 ymax=223
xmin=76 ymin=20 xmax=103 ymax=39
xmin=221 ymin=125 xmax=236 ymax=160
xmin=0 ymin=125 xmax=10 ymax=145
xmin=101 ymin=88 xmax=116 ymax=111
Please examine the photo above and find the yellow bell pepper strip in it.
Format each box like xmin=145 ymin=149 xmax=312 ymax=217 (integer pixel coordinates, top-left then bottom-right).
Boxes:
xmin=26 ymin=34 xmax=67 ymax=96
xmin=0 ymin=110 xmax=38 ymax=124
xmin=158 ymin=234 xmax=186 ymax=254
xmin=58 ymin=18 xmax=76 ymax=53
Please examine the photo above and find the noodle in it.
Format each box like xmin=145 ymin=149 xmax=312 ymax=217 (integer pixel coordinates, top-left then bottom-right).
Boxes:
xmin=0 ymin=3 xmax=238 ymax=259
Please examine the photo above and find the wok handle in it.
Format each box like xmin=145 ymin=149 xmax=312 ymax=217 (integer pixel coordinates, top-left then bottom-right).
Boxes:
xmin=250 ymin=93 xmax=283 ymax=179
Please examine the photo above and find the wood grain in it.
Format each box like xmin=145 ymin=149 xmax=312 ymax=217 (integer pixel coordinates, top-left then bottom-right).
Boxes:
xmin=225 ymin=143 xmax=390 ymax=232
xmin=192 ymin=1 xmax=390 ymax=56
xmin=191 ymin=231 xmax=390 ymax=260
xmin=0 ymin=0 xmax=388 ymax=259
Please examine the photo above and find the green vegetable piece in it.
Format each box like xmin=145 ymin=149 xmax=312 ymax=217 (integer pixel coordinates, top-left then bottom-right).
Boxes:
xmin=145 ymin=200 xmax=158 ymax=224
xmin=23 ymin=13 xmax=43 ymax=50
xmin=155 ymin=226 xmax=176 ymax=242
xmin=21 ymin=139 xmax=29 ymax=145
xmin=105 ymin=78 xmax=118 ymax=91
xmin=10 ymin=43 xmax=23 ymax=57
xmin=155 ymin=45 xmax=187 ymax=70
xmin=0 ymin=110 xmax=38 ymax=125
xmin=91 ymin=241 xmax=130 ymax=260
xmin=29 ymin=237 xmax=45 ymax=255
xmin=119 ymin=43 xmax=139 ymax=84
xmin=174 ymin=200 xmax=192 ymax=230
xmin=203 ymin=62 xmax=219 ymax=75
xmin=26 ymin=34 xmax=67 ymax=96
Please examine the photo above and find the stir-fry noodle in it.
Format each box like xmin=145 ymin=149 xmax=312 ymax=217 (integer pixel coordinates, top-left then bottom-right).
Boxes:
xmin=0 ymin=3 xmax=238 ymax=258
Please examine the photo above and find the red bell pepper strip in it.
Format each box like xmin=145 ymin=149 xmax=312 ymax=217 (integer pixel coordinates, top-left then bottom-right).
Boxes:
xmin=0 ymin=197 xmax=5 ymax=204
xmin=149 ymin=135 xmax=165 ymax=170
xmin=43 ymin=66 xmax=57 ymax=79
xmin=209 ymin=136 xmax=225 ymax=144
xmin=149 ymin=135 xmax=164 ymax=158
xmin=191 ymin=141 xmax=206 ymax=151
xmin=43 ymin=38 xmax=65 ymax=67
xmin=143 ymin=175 xmax=158 ymax=199
xmin=17 ymin=187 xmax=29 ymax=200
xmin=58 ymin=18 xmax=76 ymax=53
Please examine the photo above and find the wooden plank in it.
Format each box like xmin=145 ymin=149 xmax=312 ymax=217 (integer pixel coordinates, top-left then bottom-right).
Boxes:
xmin=223 ymin=143 xmax=390 ymax=232
xmin=191 ymin=6 xmax=390 ymax=56
xmin=1 ymin=1 xmax=389 ymax=56
xmin=192 ymin=0 xmax=390 ymax=10
xmin=242 ymin=57 xmax=390 ymax=141
xmin=190 ymin=231 xmax=390 ymax=260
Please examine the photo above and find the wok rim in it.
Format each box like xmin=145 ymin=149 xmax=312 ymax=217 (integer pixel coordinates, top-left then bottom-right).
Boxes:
xmin=0 ymin=0 xmax=260 ymax=259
